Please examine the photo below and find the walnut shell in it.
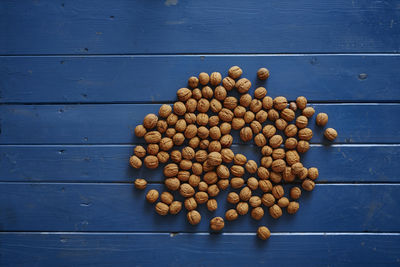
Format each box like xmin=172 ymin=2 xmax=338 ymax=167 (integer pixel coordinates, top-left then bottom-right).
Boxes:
xmin=296 ymin=96 xmax=307 ymax=109
xmin=296 ymin=115 xmax=308 ymax=129
xmin=277 ymin=197 xmax=289 ymax=208
xmin=134 ymin=125 xmax=147 ymax=137
xmin=267 ymin=109 xmax=279 ymax=121
xmin=146 ymin=189 xmax=159 ymax=203
xmin=216 ymin=165 xmax=230 ymax=178
xmin=269 ymin=135 xmax=283 ymax=148
xmin=316 ymin=113 xmax=328 ymax=126
xmin=221 ymin=148 xmax=234 ymax=163
xmin=160 ymin=191 xmax=174 ymax=205
xmin=203 ymin=171 xmax=218 ymax=185
xmin=167 ymin=113 xmax=178 ymax=126
xmin=159 ymin=104 xmax=172 ymax=118
xmin=247 ymin=177 xmax=259 ymax=191
xmin=245 ymin=160 xmax=258 ymax=174
xmin=157 ymin=120 xmax=168 ymax=133
xmin=257 ymin=226 xmax=271 ymax=240
xmin=210 ymin=72 xmax=222 ymax=86
xmin=324 ymin=128 xmax=338 ymax=141
xmin=164 ymin=163 xmax=179 ymax=177
xmin=143 ymin=114 xmax=158 ymax=129
xmin=197 ymin=98 xmax=210 ymax=113
xmin=257 ymin=68 xmax=270 ymax=80
xmin=235 ymin=78 xmax=251 ymax=93
xmin=289 ymin=102 xmax=297 ymax=111
xmin=177 ymin=88 xmax=192 ymax=102
xmin=284 ymin=124 xmax=298 ymax=137
xmin=228 ymin=66 xmax=243 ymax=79
xmin=236 ymin=202 xmax=249 ymax=215
xmin=272 ymin=148 xmax=285 ymax=159
xmin=219 ymin=108 xmax=234 ymax=122
xmin=250 ymin=99 xmax=262 ymax=113
xmin=286 ymin=150 xmax=300 ymax=165
xmin=187 ymin=210 xmax=201 ymax=225
xmin=147 ymin=144 xmax=159 ymax=155
xmin=134 ymin=178 xmax=147 ymax=190
xmin=172 ymin=133 xmax=185 ymax=146
xmin=259 ymin=180 xmax=273 ymax=192
xmin=297 ymin=140 xmax=310 ymax=153
xmin=220 ymin=134 xmax=233 ymax=147
xmin=198 ymin=72 xmax=210 ymax=85
xmin=270 ymin=172 xmax=282 ymax=184
xmin=280 ymin=108 xmax=295 ymax=122
xmin=269 ymin=204 xmax=283 ymax=219
xmin=184 ymin=197 xmax=197 ymax=211
xmin=208 ymin=115 xmax=219 ymax=127
xmin=178 ymin=171 xmax=190 ymax=182
xmin=169 ymin=201 xmax=182 ymax=215
xmin=209 ymin=127 xmax=221 ymax=141
xmin=308 ymin=167 xmax=319 ymax=180
xmin=257 ymin=167 xmax=270 ymax=180
xmin=207 ymin=152 xmax=222 ymax=166
xmin=232 ymin=118 xmax=245 ymax=130
xmin=262 ymin=96 xmax=273 ymax=110
xmin=197 ymin=126 xmax=209 ymax=139
xmin=188 ymin=76 xmax=199 ymax=88
xmin=254 ymin=133 xmax=267 ymax=147
xmin=202 ymin=86 xmax=213 ymax=99
xmin=250 ymin=121 xmax=262 ymax=135
xmin=207 ymin=199 xmax=218 ymax=211
xmin=210 ymin=99 xmax=222 ymax=113
xmin=272 ymin=185 xmax=284 ymax=199
xmin=298 ymin=128 xmax=313 ymax=141
xmin=249 ymin=196 xmax=261 ymax=207
xmin=155 ymin=202 xmax=169 ymax=216
xmin=273 ymin=96 xmax=288 ymax=110
xmin=195 ymin=191 xmax=209 ymax=204
xmin=233 ymin=154 xmax=247 ymax=165
xmin=185 ymin=99 xmax=197 ymax=113
xmin=189 ymin=174 xmax=201 ymax=187
xmin=129 ymin=155 xmax=142 ymax=169
xmin=207 ymin=184 xmax=220 ymax=197
xmin=287 ymin=201 xmax=300 ymax=214
xmin=220 ymin=122 xmax=232 ymax=135
xmin=261 ymin=193 xmax=275 ymax=207
xmin=192 ymin=88 xmax=202 ymax=100
xmin=271 ymin=159 xmax=286 ymax=173
xmin=230 ymin=165 xmax=245 ymax=177
xmin=208 ymin=140 xmax=221 ymax=152
xmin=224 ymin=96 xmax=238 ymax=110
xmin=222 ymin=77 xmax=236 ymax=91
xmin=303 ymin=107 xmax=315 ymax=118
xmin=254 ymin=87 xmax=267 ymax=99
xmin=239 ymin=186 xmax=252 ymax=201
xmin=256 ymin=110 xmax=268 ymax=123
xmin=261 ymin=156 xmax=272 ymax=168
xmin=225 ymin=209 xmax=238 ymax=221
xmin=227 ymin=192 xmax=240 ymax=204
xmin=165 ymin=177 xmax=180 ymax=191
xmin=240 ymin=94 xmax=252 ymax=107
xmin=180 ymin=159 xmax=193 ymax=171
xmin=240 ymin=127 xmax=253 ymax=142
xmin=230 ymin=177 xmax=245 ymax=189
xmin=210 ymin=217 xmax=225 ymax=231
xmin=298 ymin=168 xmax=308 ymax=180
xmin=195 ymin=150 xmax=208 ymax=163
xmin=251 ymin=207 xmax=265 ymax=220
xmin=134 ymin=146 xmax=146 ymax=158
xmin=144 ymin=131 xmax=161 ymax=144
xmin=261 ymin=145 xmax=273 ymax=156
xmin=165 ymin=128 xmax=176 ymax=138
xmin=291 ymin=162 xmax=304 ymax=174
xmin=262 ymin=125 xmax=276 ymax=138
xmin=283 ymin=167 xmax=295 ymax=182
xmin=199 ymin=139 xmax=210 ymax=150
xmin=180 ymin=183 xmax=195 ymax=197
xmin=144 ymin=155 xmax=159 ymax=169
xmin=217 ymin=179 xmax=229 ymax=190
xmin=290 ymin=187 xmax=302 ymax=200
xmin=275 ymin=119 xmax=288 ymax=131
xmin=302 ymin=179 xmax=315 ymax=191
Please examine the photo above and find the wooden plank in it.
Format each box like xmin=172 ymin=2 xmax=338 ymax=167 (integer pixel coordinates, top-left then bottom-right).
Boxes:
xmin=0 ymin=104 xmax=399 ymax=144
xmin=0 ymin=145 xmax=398 ymax=182
xmin=1 ymin=1 xmax=399 ymax=54
xmin=1 ymin=55 xmax=400 ymax=103
xmin=0 ymin=183 xmax=398 ymax=232
xmin=1 ymin=233 xmax=399 ymax=267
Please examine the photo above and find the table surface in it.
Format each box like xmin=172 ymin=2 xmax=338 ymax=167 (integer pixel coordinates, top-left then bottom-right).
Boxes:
xmin=1 ymin=0 xmax=400 ymax=266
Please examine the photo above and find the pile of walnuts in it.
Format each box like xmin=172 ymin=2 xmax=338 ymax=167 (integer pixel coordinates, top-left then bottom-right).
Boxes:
xmin=130 ymin=66 xmax=338 ymax=240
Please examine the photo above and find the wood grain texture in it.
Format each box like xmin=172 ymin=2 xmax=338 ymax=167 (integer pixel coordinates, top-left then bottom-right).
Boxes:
xmin=0 ymin=183 xmax=398 ymax=232
xmin=0 ymin=145 xmax=398 ymax=182
xmin=1 ymin=55 xmax=400 ymax=103
xmin=1 ymin=233 xmax=400 ymax=267
xmin=1 ymin=0 xmax=399 ymax=54
xmin=0 ymin=104 xmax=398 ymax=144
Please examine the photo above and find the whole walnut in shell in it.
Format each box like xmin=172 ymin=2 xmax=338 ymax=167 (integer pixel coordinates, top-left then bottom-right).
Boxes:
xmin=235 ymin=78 xmax=251 ymax=93
xmin=210 ymin=217 xmax=225 ymax=231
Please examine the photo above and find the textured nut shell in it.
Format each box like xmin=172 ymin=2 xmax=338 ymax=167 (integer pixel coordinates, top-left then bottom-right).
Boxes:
xmin=146 ymin=189 xmax=159 ymax=203
xmin=297 ymin=140 xmax=310 ymax=153
xmin=280 ymin=108 xmax=295 ymax=121
xmin=134 ymin=125 xmax=147 ymax=137
xmin=134 ymin=178 xmax=147 ymax=190
xmin=269 ymin=135 xmax=283 ymax=148
xmin=257 ymin=68 xmax=270 ymax=80
xmin=144 ymin=155 xmax=159 ymax=169
xmin=249 ymin=196 xmax=262 ymax=207
xmin=245 ymin=160 xmax=258 ymax=174
xmin=254 ymin=87 xmax=267 ymax=99
xmin=254 ymin=133 xmax=267 ymax=147
xmin=203 ymin=171 xmax=218 ymax=185
xmin=316 ymin=113 xmax=328 ymax=126
xmin=259 ymin=180 xmax=273 ymax=192
xmin=198 ymin=72 xmax=210 ymax=85
xmin=272 ymin=185 xmax=284 ymax=199
xmin=298 ymin=128 xmax=313 ymax=141
xmin=239 ymin=186 xmax=252 ymax=201
xmin=296 ymin=96 xmax=307 ymax=110
xmin=227 ymin=192 xmax=240 ymax=204
xmin=155 ymin=202 xmax=169 ymax=216
xmin=223 ymin=77 xmax=236 ymax=91
xmin=235 ymin=78 xmax=252 ymax=93
xmin=225 ymin=209 xmax=238 ymax=221
xmin=269 ymin=204 xmax=283 ymax=219
xmin=257 ymin=226 xmax=271 ymax=240
xmin=228 ymin=66 xmax=243 ymax=79
xmin=188 ymin=76 xmax=199 ymax=88
xmin=278 ymin=197 xmax=290 ymax=208
xmin=251 ymin=207 xmax=265 ymax=220
xmin=165 ymin=178 xmax=180 ymax=191
xmin=195 ymin=191 xmax=209 ymax=204
xmin=159 ymin=105 xmax=172 ymax=118
xmin=187 ymin=210 xmax=201 ymax=225
xmin=129 ymin=155 xmax=142 ymax=169
xmin=164 ymin=163 xmax=179 ymax=177
xmin=287 ymin=201 xmax=300 ymax=214
xmin=273 ymin=96 xmax=288 ymax=110
xmin=302 ymin=179 xmax=315 ymax=191
xmin=207 ymin=199 xmax=218 ymax=211
xmin=143 ymin=114 xmax=158 ymax=129
xmin=210 ymin=217 xmax=225 ymax=231
xmin=236 ymin=202 xmax=249 ymax=215
xmin=210 ymin=72 xmax=222 ymax=86
xmin=184 ymin=197 xmax=197 ymax=211
xmin=177 ymin=88 xmax=192 ymax=102
xmin=261 ymin=193 xmax=275 ymax=207
xmin=296 ymin=115 xmax=308 ymax=129
xmin=240 ymin=94 xmax=252 ymax=107
xmin=324 ymin=128 xmax=338 ymax=141
xmin=240 ymin=127 xmax=253 ymax=142
xmin=290 ymin=187 xmax=302 ymax=200
xmin=144 ymin=131 xmax=161 ymax=144
xmin=302 ymin=107 xmax=315 ymax=118
xmin=257 ymin=167 xmax=270 ymax=180
xmin=169 ymin=201 xmax=182 ymax=215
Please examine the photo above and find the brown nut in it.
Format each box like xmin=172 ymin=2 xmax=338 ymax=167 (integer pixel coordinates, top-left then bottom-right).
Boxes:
xmin=273 ymin=96 xmax=288 ymax=110
xmin=186 ymin=99 xmax=197 ymax=113
xmin=144 ymin=155 xmax=159 ymax=169
xmin=230 ymin=165 xmax=245 ymax=177
xmin=198 ymin=72 xmax=210 ymax=85
xmin=202 ymin=86 xmax=213 ymax=99
xmin=207 ymin=184 xmax=220 ymax=197
xmin=267 ymin=109 xmax=279 ymax=121
xmin=244 ymin=111 xmax=255 ymax=124
xmin=169 ymin=201 xmax=182 ymax=215
xmin=254 ymin=133 xmax=267 ymax=147
xmin=210 ymin=217 xmax=224 ymax=231
xmin=277 ymin=197 xmax=289 ymax=208
xmin=286 ymin=150 xmax=300 ymax=165
xmin=197 ymin=98 xmax=210 ymax=113
xmin=208 ymin=141 xmax=221 ymax=153
xmin=198 ymin=181 xmax=208 ymax=192
xmin=287 ymin=201 xmax=300 ymax=214
xmin=223 ymin=77 xmax=236 ymax=91
xmin=187 ymin=210 xmax=201 ymax=225
xmin=195 ymin=191 xmax=209 ymax=204
xmin=180 ymin=183 xmax=195 ymax=197
xmin=129 ymin=155 xmax=142 ymax=169
xmin=262 ymin=125 xmax=276 ymax=138
xmin=250 ymin=99 xmax=262 ymax=113
xmin=134 ymin=125 xmax=147 ymax=137
xmin=280 ymin=108 xmax=295 ymax=122
xmin=272 ymin=185 xmax=284 ymax=199
xmin=239 ymin=186 xmax=252 ymax=201
xmin=245 ymin=160 xmax=258 ymax=174
xmin=224 ymin=96 xmax=238 ymax=110
xmin=144 ymin=131 xmax=161 ymax=144
xmin=220 ymin=134 xmax=233 ymax=147
xmin=160 ymin=191 xmax=174 ymax=205
xmin=259 ymin=180 xmax=273 ymax=193
xmin=159 ymin=104 xmax=172 ymax=118
xmin=271 ymin=159 xmax=286 ymax=173
xmin=289 ymin=102 xmax=297 ymax=111
xmin=275 ymin=119 xmax=288 ymax=131
xmin=165 ymin=178 xmax=180 ymax=191
xmin=302 ymin=106 xmax=315 ymax=118
xmin=203 ymin=171 xmax=218 ymax=185
xmin=302 ymin=179 xmax=315 ymax=191
xmin=165 ymin=128 xmax=176 ymax=138
xmin=143 ymin=114 xmax=158 ymax=129
xmin=207 ymin=199 xmax=218 ymax=212
xmin=261 ymin=193 xmax=275 ymax=207
xmin=216 ymin=165 xmax=230 ymax=179
xmin=257 ymin=68 xmax=270 ymax=80
xmin=251 ymin=207 xmax=265 ymax=220
xmin=188 ymin=76 xmax=199 ymax=88
xmin=249 ymin=196 xmax=262 ymax=207
xmin=192 ymin=88 xmax=202 ymax=100
xmin=184 ymin=197 xmax=197 ymax=211
xmin=235 ymin=78 xmax=251 ymax=93
xmin=155 ymin=202 xmax=169 ymax=216
xmin=173 ymin=101 xmax=187 ymax=116
xmin=210 ymin=72 xmax=222 ymax=86
xmin=232 ymin=118 xmax=245 ymax=130
xmin=227 ymin=192 xmax=240 ymax=204
xmin=178 ymin=171 xmax=190 ymax=182
xmin=324 ymin=128 xmax=338 ymax=141
xmin=283 ymin=167 xmax=295 ymax=183
xmin=284 ymin=124 xmax=298 ymax=138
xmin=177 ymin=88 xmax=192 ymax=102
xmin=269 ymin=135 xmax=283 ymax=148
xmin=189 ymin=174 xmax=201 ymax=187
xmin=272 ymin=148 xmax=285 ymax=159
xmin=156 ymin=120 xmax=167 ymax=134
xmin=254 ymin=87 xmax=267 ymax=99
xmin=146 ymin=189 xmax=159 ymax=203
xmin=262 ymin=96 xmax=273 ymax=110
xmin=231 ymin=177 xmax=245 ymax=189
xmin=297 ymin=140 xmax=310 ymax=153
xmin=207 ymin=152 xmax=222 ymax=166
xmin=256 ymin=110 xmax=268 ymax=123
xmin=308 ymin=167 xmax=319 ymax=180
xmin=298 ymin=167 xmax=308 ymax=180
xmin=210 ymin=99 xmax=222 ymax=114
xmin=160 ymin=137 xmax=173 ymax=151
xmin=236 ymin=202 xmax=249 ymax=215
xmin=172 ymin=133 xmax=185 ymax=145
xmin=228 ymin=66 xmax=243 ymax=79
xmin=217 ymin=179 xmax=229 ymax=190
xmin=298 ymin=128 xmax=313 ymax=141
xmin=250 ymin=121 xmax=263 ymax=134
xmin=240 ymin=127 xmax=253 ymax=142
xmin=285 ymin=138 xmax=298 ymax=150
xmin=219 ymin=108 xmax=234 ymax=122
xmin=269 ymin=204 xmax=283 ymax=219
xmin=257 ymin=167 xmax=270 ymax=180
xmin=134 ymin=178 xmax=147 ymax=190
xmin=296 ymin=96 xmax=307 ymax=110
xmin=290 ymin=187 xmax=302 ymax=200
xmin=296 ymin=115 xmax=308 ymax=129
xmin=225 ymin=209 xmax=238 ymax=221
xmin=270 ymin=172 xmax=282 ymax=184
xmin=261 ymin=156 xmax=272 ymax=168
xmin=234 ymin=154 xmax=247 ymax=165
xmin=257 ymin=226 xmax=271 ymax=240
xmin=220 ymin=122 xmax=232 ymax=135
xmin=316 ymin=112 xmax=328 ymax=126
xmin=240 ymin=94 xmax=252 ymax=107
xmin=291 ymin=162 xmax=304 ymax=174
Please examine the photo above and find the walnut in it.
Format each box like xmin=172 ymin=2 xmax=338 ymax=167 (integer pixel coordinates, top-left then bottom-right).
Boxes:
xmin=155 ymin=202 xmax=169 ymax=216
xmin=210 ymin=217 xmax=224 ymax=231
xmin=220 ymin=122 xmax=232 ymax=135
xmin=302 ymin=179 xmax=315 ymax=191
xmin=185 ymin=99 xmax=197 ymax=113
xmin=167 ymin=113 xmax=178 ymax=126
xmin=134 ymin=125 xmax=147 ymax=137
xmin=257 ymin=68 xmax=270 ymax=80
xmin=197 ymin=98 xmax=210 ymax=113
xmin=180 ymin=183 xmax=195 ymax=197
xmin=202 ymin=86 xmax=214 ymax=99
xmin=160 ymin=191 xmax=174 ymax=205
xmin=194 ymin=191 xmax=208 ymax=204
xmin=198 ymin=181 xmax=208 ymax=192
xmin=144 ymin=155 xmax=159 ymax=169
xmin=316 ymin=113 xmax=328 ymax=126
xmin=180 ymin=159 xmax=193 ymax=171
xmin=134 ymin=178 xmax=147 ymax=189
xmin=308 ymin=167 xmax=319 ymax=180
xmin=297 ymin=140 xmax=310 ymax=153
xmin=236 ymin=78 xmax=251 ymax=93
xmin=254 ymin=133 xmax=267 ymax=147
xmin=255 ymin=110 xmax=267 ymax=123
xmin=163 ymin=163 xmax=179 ymax=177
xmin=259 ymin=180 xmax=273 ymax=192
xmin=129 ymin=155 xmax=142 ymax=169
xmin=298 ymin=167 xmax=308 ymax=180
xmin=197 ymin=126 xmax=209 ymax=139
xmin=277 ymin=197 xmax=289 ymax=208
xmin=222 ymin=77 xmax=236 ymax=91
xmin=254 ymin=87 xmax=267 ymax=99
xmin=230 ymin=165 xmax=245 ymax=177
xmin=178 ymin=171 xmax=190 ymax=182
xmin=232 ymin=118 xmax=245 ymax=130
xmin=146 ymin=189 xmax=159 ymax=203
xmin=221 ymin=148 xmax=234 ymax=163
xmin=181 ymin=146 xmax=195 ymax=160
xmin=188 ymin=76 xmax=199 ymax=88
xmin=198 ymin=72 xmax=210 ymax=85
xmin=236 ymin=202 xmax=249 ymax=215
xmin=203 ymin=171 xmax=218 ymax=185
xmin=195 ymin=150 xmax=208 ymax=162
xmin=290 ymin=187 xmax=301 ymax=200
xmin=219 ymin=108 xmax=234 ymax=122
xmin=208 ymin=115 xmax=219 ymax=127
xmin=261 ymin=156 xmax=272 ymax=168
xmin=227 ymin=192 xmax=240 ymax=204
xmin=291 ymin=162 xmax=303 ymax=174
xmin=272 ymin=148 xmax=285 ymax=159
xmin=262 ymin=96 xmax=273 ymax=110
xmin=223 ymin=96 xmax=238 ymax=110
xmin=245 ymin=160 xmax=258 ymax=174
xmin=185 ymin=197 xmax=197 ymax=211
xmin=239 ymin=186 xmax=252 ymax=201
xmin=257 ymin=226 xmax=271 ymax=240
xmin=143 ymin=114 xmax=158 ymax=129
xmin=283 ymin=167 xmax=295 ymax=182
xmin=210 ymin=72 xmax=222 ymax=86
xmin=210 ymin=99 xmax=222 ymax=113
xmin=270 ymin=172 xmax=282 ymax=184
xmin=240 ymin=94 xmax=252 ymax=107
xmin=203 ymin=160 xmax=214 ymax=172
xmin=213 ymin=86 xmax=227 ymax=101
xmin=208 ymin=141 xmax=221 ymax=152
xmin=269 ymin=204 xmax=282 ymax=219
xmin=187 ymin=210 xmax=201 ymax=225
xmin=159 ymin=104 xmax=172 ymax=118
xmin=207 ymin=152 xmax=222 ymax=166
xmin=189 ymin=174 xmax=201 ymax=187
xmin=267 ymin=109 xmax=279 ymax=121
xmin=172 ymin=133 xmax=185 ymax=145
xmin=207 ymin=184 xmax=220 ymax=197
xmin=298 ymin=128 xmax=313 ymax=141
xmin=246 ymin=177 xmax=259 ymax=191
xmin=144 ymin=131 xmax=161 ymax=144
xmin=296 ymin=115 xmax=308 ymax=129
xmin=284 ymin=124 xmax=298 ymax=137
xmin=250 ymin=121 xmax=262 ymax=135
xmin=280 ymin=108 xmax=295 ymax=122
xmin=272 ymin=185 xmax=284 ymax=199
xmin=244 ymin=111 xmax=255 ymax=124
xmin=271 ymin=159 xmax=286 ymax=173
xmin=240 ymin=127 xmax=253 ymax=142
xmin=251 ymin=207 xmax=264 ymax=220
xmin=269 ymin=135 xmax=283 ymax=148
xmin=261 ymin=145 xmax=273 ymax=156
xmin=286 ymin=150 xmax=300 ymax=165
xmin=196 ymin=113 xmax=209 ymax=126
xmin=250 ymin=99 xmax=262 ymax=113
xmin=262 ymin=125 xmax=276 ymax=138
xmin=165 ymin=178 xmax=180 ymax=191
xmin=157 ymin=151 xmax=169 ymax=163
xmin=171 ymin=150 xmax=182 ymax=163
xmin=207 ymin=199 xmax=218 ymax=211
xmin=296 ymin=96 xmax=307 ymax=109
xmin=324 ymin=128 xmax=338 ymax=141
xmin=275 ymin=119 xmax=288 ymax=131
xmin=157 ymin=120 xmax=168 ymax=133
xmin=158 ymin=137 xmax=172 ymax=151
xmin=169 ymin=201 xmax=182 ymax=215
xmin=234 ymin=154 xmax=247 ymax=165
xmin=192 ymin=88 xmax=202 ymax=100
xmin=273 ymin=96 xmax=288 ymax=110
xmin=261 ymin=193 xmax=275 ymax=207
xmin=257 ymin=167 xmax=270 ymax=180
xmin=165 ymin=128 xmax=176 ymax=138
xmin=231 ymin=177 xmax=245 ymax=189
xmin=225 ymin=209 xmax=238 ymax=221
xmin=220 ymin=134 xmax=233 ymax=147
xmin=289 ymin=102 xmax=297 ymax=111
xmin=249 ymin=196 xmax=261 ymax=207
xmin=287 ymin=201 xmax=299 ymax=214
xmin=228 ymin=66 xmax=243 ymax=79
xmin=234 ymin=106 xmax=246 ymax=117
xmin=147 ymin=144 xmax=159 ymax=155
xmin=177 ymin=88 xmax=192 ymax=102
xmin=303 ymin=107 xmax=315 ymax=118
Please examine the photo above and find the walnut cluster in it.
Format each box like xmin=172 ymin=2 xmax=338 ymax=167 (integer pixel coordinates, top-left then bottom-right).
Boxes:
xmin=130 ymin=66 xmax=338 ymax=240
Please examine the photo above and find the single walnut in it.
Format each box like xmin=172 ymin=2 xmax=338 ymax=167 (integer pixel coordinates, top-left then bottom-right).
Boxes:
xmin=219 ymin=108 xmax=234 ymax=122
xmin=165 ymin=178 xmax=180 ymax=191
xmin=169 ymin=201 xmax=182 ymax=215
xmin=289 ymin=102 xmax=297 ymax=111
xmin=261 ymin=145 xmax=273 ymax=156
xmin=249 ymin=196 xmax=262 ymax=207
xmin=272 ymin=148 xmax=285 ymax=159
xmin=197 ymin=98 xmax=210 ymax=113
xmin=272 ymin=185 xmax=284 ymax=199
xmin=269 ymin=135 xmax=283 ymax=148
xmin=262 ymin=96 xmax=273 ymax=110
xmin=296 ymin=115 xmax=308 ymax=129
xmin=181 ymin=146 xmax=195 ymax=160
xmin=250 ymin=99 xmax=262 ymax=113
xmin=257 ymin=68 xmax=270 ymax=80
xmin=210 ymin=99 xmax=222 ymax=114
xmin=159 ymin=105 xmax=172 ymax=118
xmin=287 ymin=201 xmax=300 ymax=214
xmin=324 ymin=128 xmax=338 ymax=141
xmin=281 ymin=108 xmax=295 ymax=122
xmin=259 ymin=180 xmax=273 ymax=192
xmin=257 ymin=226 xmax=271 ymax=240
xmin=180 ymin=183 xmax=195 ymax=197
xmin=303 ymin=107 xmax=315 ymax=118
xmin=297 ymin=140 xmax=310 ymax=153
xmin=164 ymin=163 xmax=179 ymax=177
xmin=192 ymin=88 xmax=202 ymax=100
xmin=202 ymin=86 xmax=214 ymax=99
xmin=220 ymin=134 xmax=233 ymax=147
xmin=178 ymin=171 xmax=190 ymax=182
xmin=257 ymin=167 xmax=270 ymax=180
xmin=220 ymin=122 xmax=232 ymax=135
xmin=273 ymin=96 xmax=288 ymax=110
xmin=267 ymin=109 xmax=280 ymax=121
xmin=261 ymin=193 xmax=275 ymax=207
xmin=184 ymin=197 xmax=197 ymax=211
xmin=210 ymin=217 xmax=225 ymax=231
xmin=195 ymin=150 xmax=208 ymax=163
xmin=203 ymin=171 xmax=218 ymax=185
xmin=240 ymin=186 xmax=252 ymax=201
xmin=155 ymin=202 xmax=169 ymax=216
xmin=157 ymin=151 xmax=169 ymax=163
xmin=275 ymin=119 xmax=288 ymax=131
xmin=187 ymin=210 xmax=201 ymax=225
xmin=233 ymin=106 xmax=246 ymax=118
xmin=185 ymin=99 xmax=197 ymax=113
xmin=225 ymin=209 xmax=238 ymax=221
xmin=217 ymin=179 xmax=229 ymax=190
xmin=250 ymin=121 xmax=262 ymax=135
xmin=286 ymin=150 xmax=300 ymax=165
xmin=221 ymin=148 xmax=234 ymax=163
xmin=251 ymin=207 xmax=265 ymax=220
xmin=278 ymin=197 xmax=289 ymax=208
xmin=158 ymin=137 xmax=172 ymax=151
xmin=284 ymin=124 xmax=298 ymax=138
xmin=245 ymin=160 xmax=258 ymax=174
xmin=231 ymin=177 xmax=245 ymax=189
xmin=244 ymin=111 xmax=255 ymax=124
xmin=283 ymin=167 xmax=295 ymax=182
xmin=144 ymin=155 xmax=159 ymax=169
xmin=157 ymin=120 xmax=168 ymax=133
xmin=227 ymin=192 xmax=240 ymax=204
xmin=254 ymin=87 xmax=267 ymax=99
xmin=269 ymin=204 xmax=283 ymax=219
xmin=143 ymin=114 xmax=158 ymax=129
xmin=298 ymin=128 xmax=313 ymax=141
xmin=160 ymin=191 xmax=174 ymax=205
xmin=207 ymin=152 xmax=222 ymax=166
xmin=177 ymin=88 xmax=192 ymax=102
xmin=231 ymin=165 xmax=245 ymax=177
xmin=210 ymin=72 xmax=222 ymax=86
xmin=224 ymin=96 xmax=238 ymax=110
xmin=171 ymin=150 xmax=182 ymax=163
xmin=228 ymin=66 xmax=243 ymax=79
xmin=271 ymin=159 xmax=286 ymax=173
xmin=134 ymin=125 xmax=147 ymax=137
xmin=165 ymin=128 xmax=176 ymax=138
xmin=223 ymin=77 xmax=236 ymax=91
xmin=195 ymin=191 xmax=209 ymax=204
xmin=197 ymin=126 xmax=209 ymax=139
xmin=240 ymin=94 xmax=252 ymax=107
xmin=261 ymin=156 xmax=272 ymax=168
xmin=144 ymin=131 xmax=161 ymax=144
xmin=236 ymin=78 xmax=251 ymax=93
xmin=189 ymin=174 xmax=201 ymax=187
xmin=134 ymin=178 xmax=147 ymax=189
xmin=207 ymin=199 xmax=218 ymax=211
xmin=198 ymin=181 xmax=208 ymax=192
xmin=208 ymin=140 xmax=222 ymax=152
xmin=270 ymin=172 xmax=282 ymax=184
xmin=129 ymin=155 xmax=142 ymax=169
xmin=316 ymin=113 xmax=328 ymax=126
xmin=296 ymin=96 xmax=307 ymax=110
xmin=146 ymin=189 xmax=159 ymax=203
xmin=232 ymin=118 xmax=245 ymax=130
xmin=290 ymin=187 xmax=301 ymax=200
xmin=234 ymin=154 xmax=247 ymax=165
xmin=297 ymin=167 xmax=308 ymax=179
xmin=217 ymin=165 xmax=230 ymax=179
xmin=207 ymin=184 xmax=220 ymax=197
xmin=147 ymin=144 xmax=159 ymax=155
xmin=180 ymin=159 xmax=193 ymax=171
xmin=240 ymin=127 xmax=253 ymax=142
xmin=246 ymin=177 xmax=259 ymax=191
xmin=197 ymin=113 xmax=209 ymax=126
xmin=167 ymin=114 xmax=178 ymax=126
xmin=208 ymin=115 xmax=219 ymax=127
xmin=262 ymin=125 xmax=276 ymax=138
xmin=308 ymin=167 xmax=319 ymax=180
xmin=188 ymin=76 xmax=199 ymax=88
xmin=172 ymin=133 xmax=185 ymax=146
xmin=302 ymin=179 xmax=315 ymax=191
xmin=254 ymin=133 xmax=267 ymax=147
xmin=255 ymin=110 xmax=267 ymax=124
xmin=236 ymin=202 xmax=249 ymax=215
xmin=198 ymin=72 xmax=210 ymax=85
xmin=291 ymin=162 xmax=304 ymax=174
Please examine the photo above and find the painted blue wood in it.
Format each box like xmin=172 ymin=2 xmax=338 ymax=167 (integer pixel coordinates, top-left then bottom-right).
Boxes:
xmin=0 ymin=183 xmax=398 ymax=232
xmin=1 ymin=233 xmax=399 ymax=267
xmin=1 ymin=55 xmax=400 ymax=103
xmin=1 ymin=0 xmax=399 ymax=54
xmin=0 ymin=145 xmax=398 ymax=182
xmin=0 ymin=104 xmax=398 ymax=144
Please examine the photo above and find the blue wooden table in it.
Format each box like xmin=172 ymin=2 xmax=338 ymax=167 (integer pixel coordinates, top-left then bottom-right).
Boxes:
xmin=1 ymin=1 xmax=400 ymax=266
